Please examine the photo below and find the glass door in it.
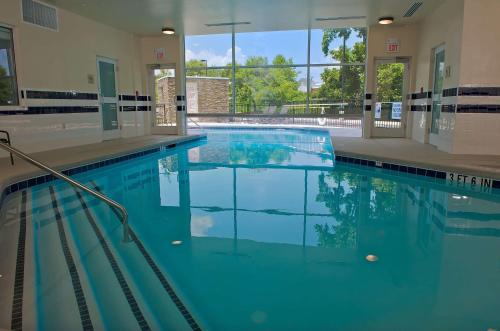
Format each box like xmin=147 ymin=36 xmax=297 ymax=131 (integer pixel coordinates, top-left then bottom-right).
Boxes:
xmin=97 ymin=57 xmax=120 ymax=140
xmin=431 ymin=46 xmax=445 ymax=134
xmin=154 ymin=67 xmax=177 ymax=127
xmin=149 ymin=65 xmax=178 ymax=135
xmin=372 ymin=58 xmax=409 ymax=137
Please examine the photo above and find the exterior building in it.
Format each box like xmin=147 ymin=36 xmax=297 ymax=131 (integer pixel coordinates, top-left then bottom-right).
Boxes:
xmin=156 ymin=76 xmax=230 ymax=125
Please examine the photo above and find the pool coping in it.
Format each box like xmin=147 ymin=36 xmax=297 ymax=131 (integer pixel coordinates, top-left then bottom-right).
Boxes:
xmin=333 ymin=148 xmax=500 ymax=192
xmin=0 ymin=134 xmax=207 ymax=207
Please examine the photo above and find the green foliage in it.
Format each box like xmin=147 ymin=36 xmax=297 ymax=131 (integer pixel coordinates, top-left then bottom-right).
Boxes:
xmin=183 ymin=27 xmax=378 ymax=112
xmin=0 ymin=66 xmax=14 ymax=105
xmin=314 ymin=171 xmax=360 ymax=248
xmin=314 ymin=28 xmax=366 ymax=104
xmin=187 ymin=55 xmax=306 ymax=112
xmin=229 ymin=142 xmax=293 ymax=165
xmin=376 ymin=63 xmax=404 ymax=102
xmin=186 ymin=60 xmax=231 ymax=77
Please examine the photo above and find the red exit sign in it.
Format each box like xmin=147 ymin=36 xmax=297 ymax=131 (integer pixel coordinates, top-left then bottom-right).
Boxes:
xmin=386 ymin=38 xmax=400 ymax=53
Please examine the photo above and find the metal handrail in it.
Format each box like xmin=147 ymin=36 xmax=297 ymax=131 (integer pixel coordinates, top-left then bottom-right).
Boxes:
xmin=188 ymin=116 xmax=203 ymax=129
xmin=0 ymin=141 xmax=131 ymax=242
xmin=0 ymin=130 xmax=14 ymax=165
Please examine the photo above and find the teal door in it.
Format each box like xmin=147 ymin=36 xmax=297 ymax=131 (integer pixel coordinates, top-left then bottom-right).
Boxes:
xmin=97 ymin=57 xmax=120 ymax=139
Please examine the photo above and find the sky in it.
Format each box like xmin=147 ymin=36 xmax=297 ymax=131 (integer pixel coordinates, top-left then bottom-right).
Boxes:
xmin=185 ymin=29 xmax=363 ymax=88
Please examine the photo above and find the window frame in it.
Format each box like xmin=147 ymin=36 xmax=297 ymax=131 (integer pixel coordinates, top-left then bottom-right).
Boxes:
xmin=185 ymin=27 xmax=367 ymax=114
xmin=0 ymin=23 xmax=20 ymax=109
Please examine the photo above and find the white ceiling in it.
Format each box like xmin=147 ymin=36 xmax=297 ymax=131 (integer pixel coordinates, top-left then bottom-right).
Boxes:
xmin=45 ymin=0 xmax=445 ymax=35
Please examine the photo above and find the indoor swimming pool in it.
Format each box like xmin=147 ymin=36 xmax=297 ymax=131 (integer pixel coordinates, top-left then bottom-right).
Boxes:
xmin=1 ymin=128 xmax=499 ymax=330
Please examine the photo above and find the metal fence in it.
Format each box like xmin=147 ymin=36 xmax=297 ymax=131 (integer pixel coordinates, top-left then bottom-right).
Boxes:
xmin=187 ymin=100 xmax=364 ymax=129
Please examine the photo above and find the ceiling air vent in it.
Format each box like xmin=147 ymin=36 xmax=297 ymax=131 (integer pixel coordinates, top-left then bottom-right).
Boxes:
xmin=22 ymin=0 xmax=59 ymax=31
xmin=403 ymin=2 xmax=423 ymax=17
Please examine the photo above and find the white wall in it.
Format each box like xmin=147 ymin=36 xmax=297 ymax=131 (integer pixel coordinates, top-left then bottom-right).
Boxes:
xmin=413 ymin=0 xmax=464 ymax=152
xmin=0 ymin=0 xmax=182 ymax=156
xmin=452 ymin=0 xmax=500 ymax=155
xmin=366 ymin=0 xmax=500 ymax=155
xmin=364 ymin=23 xmax=419 ymax=138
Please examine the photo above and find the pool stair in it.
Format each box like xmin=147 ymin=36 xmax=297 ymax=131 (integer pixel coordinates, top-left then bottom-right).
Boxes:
xmin=1 ymin=184 xmax=199 ymax=330
xmin=88 ymin=181 xmax=201 ymax=330
xmin=52 ymin=183 xmax=154 ymax=330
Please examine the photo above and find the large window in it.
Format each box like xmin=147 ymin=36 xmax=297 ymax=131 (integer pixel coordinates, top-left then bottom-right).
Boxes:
xmin=0 ymin=26 xmax=18 ymax=106
xmin=185 ymin=27 xmax=366 ymax=121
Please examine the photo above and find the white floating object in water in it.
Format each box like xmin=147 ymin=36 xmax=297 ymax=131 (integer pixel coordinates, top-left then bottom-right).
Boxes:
xmin=171 ymin=240 xmax=183 ymax=246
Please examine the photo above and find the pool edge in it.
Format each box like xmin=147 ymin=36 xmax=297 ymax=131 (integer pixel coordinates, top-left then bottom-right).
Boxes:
xmin=0 ymin=134 xmax=207 ymax=208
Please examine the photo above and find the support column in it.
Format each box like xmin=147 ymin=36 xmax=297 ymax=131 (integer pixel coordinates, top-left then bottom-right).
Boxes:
xmin=362 ymin=93 xmax=373 ymax=138
xmin=177 ymin=33 xmax=187 ymax=135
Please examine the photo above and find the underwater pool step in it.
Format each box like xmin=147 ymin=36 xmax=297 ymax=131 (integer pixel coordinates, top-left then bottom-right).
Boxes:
xmin=0 ymin=190 xmax=29 ymax=330
xmin=28 ymin=186 xmax=99 ymax=330
xmin=53 ymin=184 xmax=155 ymax=330
xmin=88 ymin=180 xmax=201 ymax=330
xmin=71 ymin=186 xmax=152 ymax=330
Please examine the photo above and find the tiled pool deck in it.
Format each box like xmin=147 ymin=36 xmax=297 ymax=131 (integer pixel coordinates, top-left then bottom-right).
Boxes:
xmin=1 ymin=134 xmax=499 ymax=194
xmin=333 ymin=137 xmax=500 ymax=180
xmin=0 ymin=134 xmax=206 ymax=193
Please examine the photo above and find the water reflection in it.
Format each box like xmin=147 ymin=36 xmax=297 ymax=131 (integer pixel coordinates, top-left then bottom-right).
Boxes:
xmin=88 ymin=129 xmax=500 ymax=330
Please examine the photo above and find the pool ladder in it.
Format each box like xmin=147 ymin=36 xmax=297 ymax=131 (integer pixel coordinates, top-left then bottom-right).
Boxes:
xmin=0 ymin=133 xmax=131 ymax=242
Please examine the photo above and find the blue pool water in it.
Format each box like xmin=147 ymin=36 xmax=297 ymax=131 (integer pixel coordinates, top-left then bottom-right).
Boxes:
xmin=9 ymin=129 xmax=500 ymax=330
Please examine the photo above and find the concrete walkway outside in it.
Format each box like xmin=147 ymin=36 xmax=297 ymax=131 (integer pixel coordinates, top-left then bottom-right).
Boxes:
xmin=333 ymin=137 xmax=500 ymax=179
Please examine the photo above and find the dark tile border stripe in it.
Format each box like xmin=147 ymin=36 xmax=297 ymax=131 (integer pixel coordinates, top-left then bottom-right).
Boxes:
xmin=441 ymin=104 xmax=456 ymax=113
xmin=120 ymin=95 xmax=136 ymax=101
xmin=442 ymin=88 xmax=458 ymax=97
xmin=91 ymin=182 xmax=202 ymax=331
xmin=49 ymin=186 xmax=94 ymax=330
xmin=0 ymin=107 xmax=99 ymax=115
xmin=335 ymin=154 xmax=446 ymax=179
xmin=120 ymin=106 xmax=137 ymax=112
xmin=456 ymin=104 xmax=500 ymax=113
xmin=458 ymin=87 xmax=500 ymax=96
xmin=412 ymin=91 xmax=431 ymax=100
xmin=1 ymin=138 xmax=204 ymax=201
xmin=73 ymin=188 xmax=151 ymax=331
xmin=334 ymin=154 xmax=500 ymax=190
xmin=410 ymin=105 xmax=429 ymax=112
xmin=10 ymin=190 xmax=27 ymax=331
xmin=26 ymin=90 xmax=98 ymax=100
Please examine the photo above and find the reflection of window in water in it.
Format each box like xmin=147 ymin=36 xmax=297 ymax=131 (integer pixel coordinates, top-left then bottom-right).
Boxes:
xmin=159 ymin=157 xmax=180 ymax=207
xmin=369 ymin=178 xmax=398 ymax=222
xmin=191 ymin=216 xmax=215 ymax=237
xmin=313 ymin=171 xmax=359 ymax=248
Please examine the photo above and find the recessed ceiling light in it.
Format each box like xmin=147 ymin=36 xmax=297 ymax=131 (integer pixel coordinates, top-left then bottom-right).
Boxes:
xmin=366 ymin=254 xmax=378 ymax=262
xmin=171 ymin=240 xmax=182 ymax=245
xmin=378 ymin=17 xmax=394 ymax=25
xmin=162 ymin=27 xmax=175 ymax=35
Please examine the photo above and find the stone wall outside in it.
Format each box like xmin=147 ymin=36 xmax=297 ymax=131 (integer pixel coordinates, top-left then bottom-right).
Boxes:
xmin=157 ymin=76 xmax=230 ymax=121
